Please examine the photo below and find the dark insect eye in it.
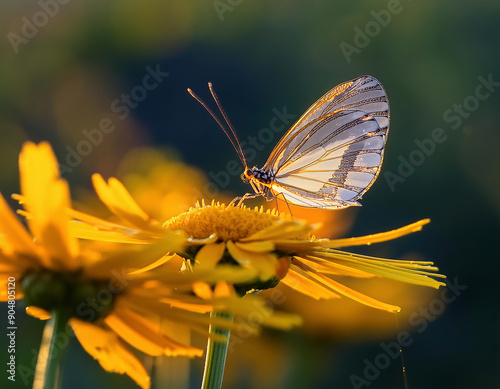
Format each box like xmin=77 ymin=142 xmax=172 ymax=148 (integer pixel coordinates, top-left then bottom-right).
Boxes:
xmin=241 ymin=169 xmax=253 ymax=183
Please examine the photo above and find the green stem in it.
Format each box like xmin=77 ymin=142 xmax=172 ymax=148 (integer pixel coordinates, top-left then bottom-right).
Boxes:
xmin=201 ymin=311 xmax=233 ymax=389
xmin=34 ymin=310 xmax=70 ymax=389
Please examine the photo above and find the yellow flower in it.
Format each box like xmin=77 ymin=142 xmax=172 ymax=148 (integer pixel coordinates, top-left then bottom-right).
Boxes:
xmin=72 ymin=168 xmax=445 ymax=313
xmin=0 ymin=142 xmax=300 ymax=389
xmin=164 ymin=202 xmax=445 ymax=312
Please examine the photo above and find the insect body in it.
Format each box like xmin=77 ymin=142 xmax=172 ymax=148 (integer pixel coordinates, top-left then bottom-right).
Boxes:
xmin=188 ymin=75 xmax=389 ymax=209
xmin=241 ymin=167 xmax=274 ymax=198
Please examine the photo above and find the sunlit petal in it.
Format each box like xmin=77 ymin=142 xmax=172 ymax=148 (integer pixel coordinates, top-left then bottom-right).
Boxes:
xmin=26 ymin=306 xmax=51 ymax=320
xmin=227 ymin=240 xmax=277 ymax=280
xmin=71 ymin=319 xmax=150 ymax=389
xmin=92 ymin=174 xmax=162 ymax=232
xmin=319 ymin=219 xmax=431 ymax=248
xmin=195 ymin=242 xmax=226 ymax=270
xmin=19 ymin=142 xmax=79 ymax=269
xmin=281 ymin=270 xmax=341 ymax=300
xmin=235 ymin=240 xmax=276 ymax=253
xmin=106 ymin=299 xmax=203 ymax=357
xmin=292 ymin=260 xmax=401 ymax=312
xmin=0 ymin=194 xmax=39 ymax=260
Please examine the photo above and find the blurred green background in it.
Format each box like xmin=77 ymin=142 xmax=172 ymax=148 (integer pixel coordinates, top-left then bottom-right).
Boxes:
xmin=0 ymin=1 xmax=499 ymax=388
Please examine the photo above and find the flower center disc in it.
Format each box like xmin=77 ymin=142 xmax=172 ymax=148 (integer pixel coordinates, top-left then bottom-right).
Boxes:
xmin=164 ymin=203 xmax=282 ymax=241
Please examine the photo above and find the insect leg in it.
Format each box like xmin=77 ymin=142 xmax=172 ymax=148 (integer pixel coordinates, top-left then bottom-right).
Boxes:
xmin=278 ymin=192 xmax=293 ymax=217
xmin=229 ymin=193 xmax=262 ymax=207
xmin=266 ymin=192 xmax=293 ymax=218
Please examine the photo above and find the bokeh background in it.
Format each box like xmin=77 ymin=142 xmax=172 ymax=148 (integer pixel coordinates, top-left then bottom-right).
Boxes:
xmin=1 ymin=1 xmax=499 ymax=388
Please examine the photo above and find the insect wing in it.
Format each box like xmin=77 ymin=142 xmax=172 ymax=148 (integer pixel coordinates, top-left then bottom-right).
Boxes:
xmin=265 ymin=75 xmax=389 ymax=209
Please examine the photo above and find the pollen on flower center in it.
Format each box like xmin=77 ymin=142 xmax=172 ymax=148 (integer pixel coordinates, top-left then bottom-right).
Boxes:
xmin=163 ymin=201 xmax=285 ymax=241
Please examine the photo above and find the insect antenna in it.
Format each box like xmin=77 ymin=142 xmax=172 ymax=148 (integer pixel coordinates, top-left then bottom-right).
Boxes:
xmin=187 ymin=84 xmax=248 ymax=167
xmin=208 ymin=82 xmax=248 ymax=167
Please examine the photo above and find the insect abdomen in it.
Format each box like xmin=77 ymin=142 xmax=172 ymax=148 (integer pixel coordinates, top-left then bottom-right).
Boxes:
xmin=250 ymin=168 xmax=274 ymax=184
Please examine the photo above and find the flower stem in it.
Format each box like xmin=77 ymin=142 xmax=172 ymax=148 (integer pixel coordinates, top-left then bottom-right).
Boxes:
xmin=201 ymin=311 xmax=233 ymax=389
xmin=34 ymin=310 xmax=70 ymax=389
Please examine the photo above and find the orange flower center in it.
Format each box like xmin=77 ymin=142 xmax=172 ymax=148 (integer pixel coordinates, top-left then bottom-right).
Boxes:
xmin=164 ymin=202 xmax=285 ymax=241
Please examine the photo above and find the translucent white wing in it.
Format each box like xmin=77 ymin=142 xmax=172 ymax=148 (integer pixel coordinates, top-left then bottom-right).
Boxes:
xmin=265 ymin=75 xmax=389 ymax=209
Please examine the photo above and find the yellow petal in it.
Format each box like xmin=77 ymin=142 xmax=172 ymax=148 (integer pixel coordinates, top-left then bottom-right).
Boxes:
xmin=193 ymin=282 xmax=213 ymax=300
xmin=292 ymin=260 xmax=401 ymax=312
xmin=124 ymin=289 xmax=274 ymax=337
xmin=311 ymin=250 xmax=445 ymax=289
xmin=211 ymin=293 xmax=302 ymax=330
xmin=127 ymin=288 xmax=301 ymax=334
xmin=195 ymin=242 xmax=225 ymax=270
xmin=275 ymin=256 xmax=290 ymax=280
xmin=132 ymin=265 xmax=259 ymax=289
xmin=70 ymin=208 xmax=138 ymax=232
xmin=122 ymin=293 xmax=230 ymax=339
xmin=126 ymin=289 xmax=212 ymax=314
xmin=235 ymin=240 xmax=276 ymax=253
xmin=70 ymin=319 xmax=150 ymax=389
xmin=92 ymin=174 xmax=161 ymax=232
xmin=0 ymin=194 xmax=39 ymax=259
xmin=19 ymin=142 xmax=79 ymax=268
xmin=129 ymin=253 xmax=181 ymax=275
xmin=187 ymin=234 xmax=218 ymax=245
xmin=273 ymin=240 xmax=319 ymax=252
xmin=281 ymin=270 xmax=341 ymax=300
xmin=69 ymin=220 xmax=150 ymax=244
xmin=0 ymin=251 xmax=39 ymax=283
xmin=105 ymin=312 xmax=164 ymax=356
xmin=227 ymin=241 xmax=278 ymax=280
xmin=191 ymin=266 xmax=260 ymax=285
xmin=242 ymin=220 xmax=312 ymax=241
xmin=214 ymin=281 xmax=234 ymax=298
xmin=25 ymin=306 xmax=51 ymax=320
xmin=86 ymin=234 xmax=184 ymax=279
xmin=320 ymin=219 xmax=431 ymax=248
xmin=108 ymin=177 xmax=151 ymax=219
xmin=106 ymin=300 xmax=203 ymax=357
xmin=0 ymin=262 xmax=20 ymax=273
xmin=299 ymin=256 xmax=375 ymax=278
